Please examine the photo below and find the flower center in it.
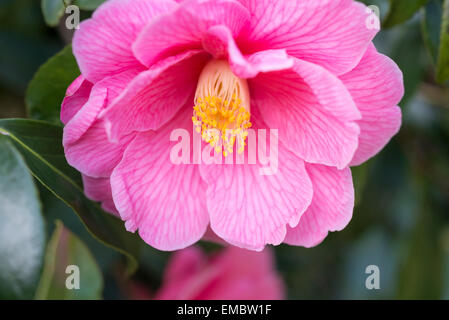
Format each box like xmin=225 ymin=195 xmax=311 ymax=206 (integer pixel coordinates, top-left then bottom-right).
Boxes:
xmin=192 ymin=60 xmax=252 ymax=157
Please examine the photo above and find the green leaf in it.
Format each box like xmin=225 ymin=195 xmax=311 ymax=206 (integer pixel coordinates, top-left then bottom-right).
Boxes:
xmin=35 ymin=221 xmax=103 ymax=300
xmin=0 ymin=118 xmax=82 ymax=186
xmin=384 ymin=0 xmax=429 ymax=28
xmin=437 ymin=0 xmax=449 ymax=83
xmin=0 ymin=119 xmax=141 ymax=274
xmin=73 ymin=0 xmax=106 ymax=11
xmin=26 ymin=45 xmax=80 ymax=125
xmin=0 ymin=136 xmax=46 ymax=299
xmin=41 ymin=0 xmax=71 ymax=27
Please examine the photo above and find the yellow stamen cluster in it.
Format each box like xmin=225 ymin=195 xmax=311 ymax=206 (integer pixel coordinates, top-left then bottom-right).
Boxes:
xmin=192 ymin=60 xmax=252 ymax=156
xmin=192 ymin=95 xmax=251 ymax=156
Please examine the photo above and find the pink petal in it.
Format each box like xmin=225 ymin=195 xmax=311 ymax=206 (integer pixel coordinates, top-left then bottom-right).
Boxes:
xmin=162 ymin=246 xmax=207 ymax=283
xmin=203 ymin=25 xmax=294 ymax=78
xmin=197 ymin=247 xmax=284 ymax=300
xmin=101 ymin=51 xmax=209 ymax=142
xmin=73 ymin=0 xmax=178 ymax=82
xmin=157 ymin=246 xmax=285 ymax=300
xmin=339 ymin=45 xmax=404 ymax=166
xmin=157 ymin=247 xmax=218 ymax=300
xmin=132 ymin=0 xmax=250 ymax=67
xmin=63 ymin=69 xmax=141 ymax=177
xmin=252 ymin=58 xmax=361 ymax=169
xmin=63 ymin=69 xmax=142 ymax=146
xmin=65 ymin=120 xmax=136 ymax=178
xmin=110 ymin=107 xmax=209 ymax=251
xmin=82 ymin=174 xmax=119 ymax=216
xmin=284 ymin=164 xmax=354 ymax=247
xmin=237 ymin=0 xmax=378 ymax=75
xmin=199 ymin=115 xmax=313 ymax=251
xmin=60 ymin=76 xmax=93 ymax=125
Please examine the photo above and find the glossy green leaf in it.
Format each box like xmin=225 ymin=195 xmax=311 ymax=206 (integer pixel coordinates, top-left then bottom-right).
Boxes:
xmin=0 ymin=118 xmax=82 ymax=186
xmin=41 ymin=0 xmax=70 ymax=27
xmin=73 ymin=0 xmax=106 ymax=11
xmin=383 ymin=0 xmax=429 ymax=28
xmin=437 ymin=0 xmax=449 ymax=83
xmin=0 ymin=119 xmax=141 ymax=274
xmin=26 ymin=45 xmax=79 ymax=125
xmin=0 ymin=136 xmax=46 ymax=299
xmin=35 ymin=221 xmax=103 ymax=300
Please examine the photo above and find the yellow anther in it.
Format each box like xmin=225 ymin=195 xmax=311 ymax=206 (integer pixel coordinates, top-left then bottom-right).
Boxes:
xmin=192 ymin=60 xmax=252 ymax=157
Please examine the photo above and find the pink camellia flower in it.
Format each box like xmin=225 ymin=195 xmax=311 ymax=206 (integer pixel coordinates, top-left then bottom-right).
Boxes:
xmin=156 ymin=246 xmax=284 ymax=300
xmin=62 ymin=0 xmax=404 ymax=251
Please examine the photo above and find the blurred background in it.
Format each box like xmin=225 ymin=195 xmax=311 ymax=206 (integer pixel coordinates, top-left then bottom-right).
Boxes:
xmin=1 ymin=0 xmax=449 ymax=300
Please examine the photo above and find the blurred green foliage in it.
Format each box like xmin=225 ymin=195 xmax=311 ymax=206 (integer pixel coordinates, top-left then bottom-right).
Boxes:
xmin=383 ymin=0 xmax=429 ymax=28
xmin=35 ymin=221 xmax=103 ymax=300
xmin=436 ymin=0 xmax=449 ymax=83
xmin=0 ymin=0 xmax=449 ymax=300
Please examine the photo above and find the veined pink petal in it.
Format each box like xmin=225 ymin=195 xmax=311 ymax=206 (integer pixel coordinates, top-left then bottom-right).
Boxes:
xmin=101 ymin=51 xmax=209 ymax=142
xmin=63 ymin=68 xmax=142 ymax=146
xmin=203 ymin=25 xmax=294 ymax=78
xmin=252 ymin=58 xmax=361 ymax=169
xmin=156 ymin=246 xmax=284 ymax=300
xmin=63 ymin=69 xmax=141 ymax=177
xmin=237 ymin=0 xmax=378 ymax=75
xmin=110 ymin=107 xmax=209 ymax=251
xmin=284 ymin=164 xmax=354 ymax=247
xmin=340 ymin=45 xmax=404 ymax=166
xmin=133 ymin=0 xmax=250 ymax=67
xmin=199 ymin=115 xmax=313 ymax=251
xmin=73 ymin=0 xmax=178 ymax=83
xmin=65 ymin=121 xmax=136 ymax=178
xmin=82 ymin=175 xmax=119 ymax=216
xmin=60 ymin=76 xmax=93 ymax=125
